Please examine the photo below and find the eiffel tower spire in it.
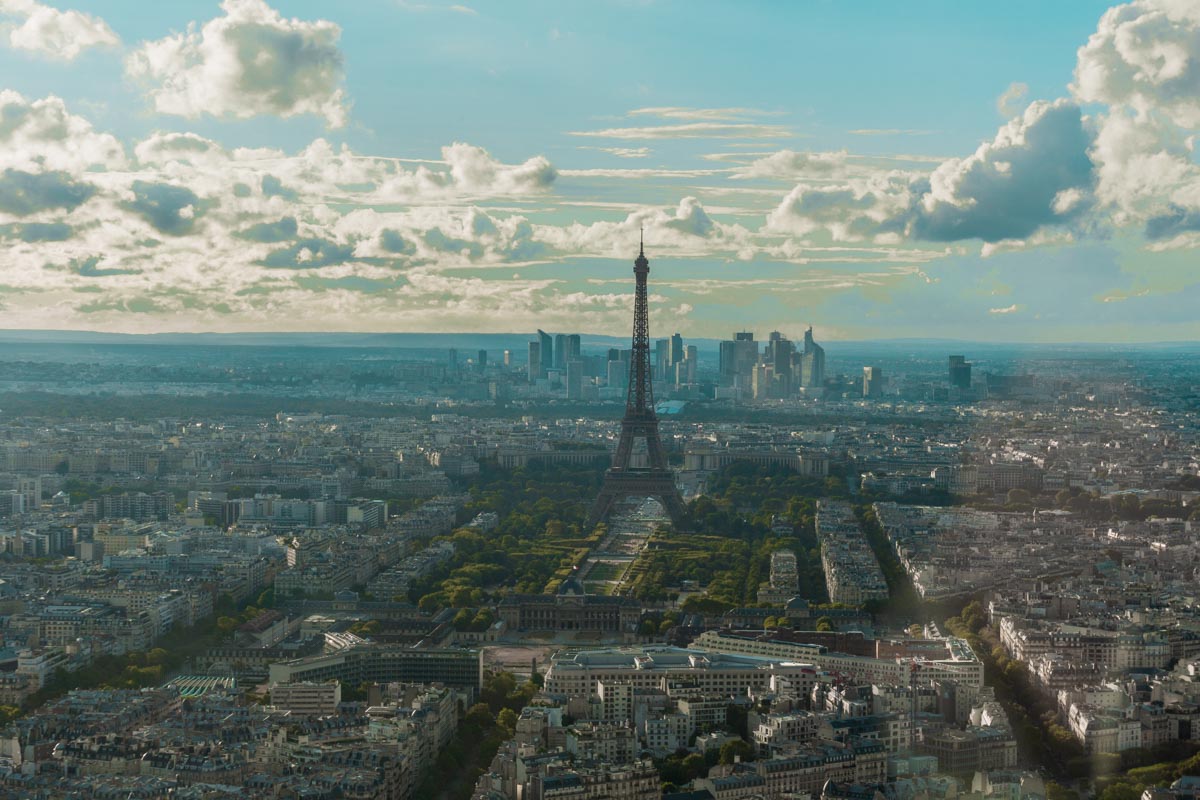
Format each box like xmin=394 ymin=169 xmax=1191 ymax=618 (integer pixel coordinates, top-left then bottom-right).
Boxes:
xmin=588 ymin=239 xmax=687 ymax=529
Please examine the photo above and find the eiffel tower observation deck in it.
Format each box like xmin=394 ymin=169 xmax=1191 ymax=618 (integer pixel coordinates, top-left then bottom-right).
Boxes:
xmin=587 ymin=236 xmax=688 ymax=530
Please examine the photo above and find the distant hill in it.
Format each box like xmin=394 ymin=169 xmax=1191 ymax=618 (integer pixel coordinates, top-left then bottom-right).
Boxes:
xmin=0 ymin=329 xmax=1194 ymax=354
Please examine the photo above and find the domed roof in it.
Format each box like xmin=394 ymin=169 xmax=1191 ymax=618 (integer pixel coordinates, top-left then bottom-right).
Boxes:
xmin=558 ymin=572 xmax=586 ymax=596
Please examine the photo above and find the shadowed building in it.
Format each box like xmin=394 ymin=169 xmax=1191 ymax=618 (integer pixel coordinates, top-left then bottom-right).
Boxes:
xmin=863 ymin=366 xmax=885 ymax=398
xmin=949 ymin=355 xmax=972 ymax=389
xmin=801 ymin=326 xmax=826 ymax=388
xmin=496 ymin=573 xmax=641 ymax=634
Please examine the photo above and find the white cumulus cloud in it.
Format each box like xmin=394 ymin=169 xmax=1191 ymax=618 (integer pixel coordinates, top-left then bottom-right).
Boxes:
xmin=733 ymin=149 xmax=851 ymax=181
xmin=996 ymin=82 xmax=1029 ymax=116
xmin=1073 ymin=0 xmax=1200 ymax=238
xmin=1 ymin=0 xmax=118 ymax=60
xmin=0 ymin=89 xmax=126 ymax=173
xmin=125 ymin=0 xmax=348 ymax=128
xmin=538 ymin=196 xmax=753 ymax=260
xmin=766 ymin=100 xmax=1096 ymax=245
xmin=912 ymin=99 xmax=1095 ymax=242
xmin=1074 ymin=0 xmax=1200 ymax=127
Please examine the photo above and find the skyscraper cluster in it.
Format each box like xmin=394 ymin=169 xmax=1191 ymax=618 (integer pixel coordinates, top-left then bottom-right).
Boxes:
xmin=529 ymin=330 xmax=581 ymax=383
xmin=717 ymin=326 xmax=825 ymax=400
xmin=653 ymin=332 xmax=697 ymax=389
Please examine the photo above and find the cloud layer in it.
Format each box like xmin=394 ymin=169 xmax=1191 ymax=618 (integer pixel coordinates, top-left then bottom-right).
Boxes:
xmin=0 ymin=0 xmax=1196 ymax=339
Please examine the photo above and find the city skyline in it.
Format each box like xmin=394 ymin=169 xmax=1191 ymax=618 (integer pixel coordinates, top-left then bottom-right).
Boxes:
xmin=0 ymin=0 xmax=1198 ymax=341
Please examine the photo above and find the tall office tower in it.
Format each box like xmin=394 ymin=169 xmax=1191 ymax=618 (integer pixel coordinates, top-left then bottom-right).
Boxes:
xmin=607 ymin=358 xmax=627 ymax=389
xmin=503 ymin=349 xmax=511 ymax=366
xmin=655 ymin=339 xmax=670 ymax=381
xmin=719 ymin=339 xmax=737 ymax=383
xmin=670 ymin=332 xmax=684 ymax=367
xmin=554 ymin=333 xmax=567 ymax=369
xmin=863 ymin=366 xmax=884 ymax=398
xmin=448 ymin=348 xmax=458 ymax=368
xmin=566 ymin=360 xmax=583 ymax=400
xmin=566 ymin=333 xmax=581 ymax=363
xmin=527 ymin=341 xmax=541 ymax=384
xmin=607 ymin=347 xmax=621 ymax=362
xmin=752 ymin=363 xmax=772 ymax=400
xmin=771 ymin=335 xmax=795 ymax=394
xmin=949 ymin=355 xmax=972 ymax=389
xmin=681 ymin=344 xmax=698 ymax=384
xmin=801 ymin=326 xmax=826 ymax=388
xmin=764 ymin=330 xmax=782 ymax=367
xmin=732 ymin=332 xmax=759 ymax=389
xmin=537 ymin=329 xmax=553 ymax=379
xmin=477 ymin=349 xmax=488 ymax=371
xmin=588 ymin=239 xmax=687 ymax=529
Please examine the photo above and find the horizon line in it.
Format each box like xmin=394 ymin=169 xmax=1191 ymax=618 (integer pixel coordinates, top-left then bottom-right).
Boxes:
xmin=0 ymin=328 xmax=1197 ymax=348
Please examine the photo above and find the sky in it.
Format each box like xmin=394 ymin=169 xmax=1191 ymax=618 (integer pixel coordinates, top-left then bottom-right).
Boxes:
xmin=0 ymin=0 xmax=1198 ymax=342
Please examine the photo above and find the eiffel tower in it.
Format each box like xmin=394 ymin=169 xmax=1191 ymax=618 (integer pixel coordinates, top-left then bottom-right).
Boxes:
xmin=588 ymin=235 xmax=688 ymax=529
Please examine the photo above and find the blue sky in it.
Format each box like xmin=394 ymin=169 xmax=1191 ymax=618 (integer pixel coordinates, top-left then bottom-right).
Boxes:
xmin=0 ymin=0 xmax=1196 ymax=340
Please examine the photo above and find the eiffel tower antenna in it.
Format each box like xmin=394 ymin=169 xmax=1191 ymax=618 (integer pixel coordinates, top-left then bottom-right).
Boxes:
xmin=588 ymin=238 xmax=687 ymax=530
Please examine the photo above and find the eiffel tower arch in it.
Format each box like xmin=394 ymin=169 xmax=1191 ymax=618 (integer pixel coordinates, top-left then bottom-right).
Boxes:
xmin=588 ymin=237 xmax=688 ymax=530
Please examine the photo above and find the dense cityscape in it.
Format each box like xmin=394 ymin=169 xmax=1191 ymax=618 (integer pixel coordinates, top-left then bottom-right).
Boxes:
xmin=2 ymin=0 xmax=1200 ymax=798
xmin=0 ymin=244 xmax=1197 ymax=799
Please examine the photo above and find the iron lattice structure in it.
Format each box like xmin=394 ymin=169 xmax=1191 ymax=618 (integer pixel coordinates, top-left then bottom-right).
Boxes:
xmin=588 ymin=239 xmax=688 ymax=529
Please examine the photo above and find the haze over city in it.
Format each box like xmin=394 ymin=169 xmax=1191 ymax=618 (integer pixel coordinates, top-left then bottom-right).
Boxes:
xmin=0 ymin=0 xmax=1196 ymax=340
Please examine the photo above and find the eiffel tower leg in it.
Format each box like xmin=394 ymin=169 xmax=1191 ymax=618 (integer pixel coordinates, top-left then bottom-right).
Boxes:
xmin=644 ymin=428 xmax=670 ymax=471
xmin=659 ymin=492 xmax=688 ymax=530
xmin=588 ymin=490 xmax=618 ymax=531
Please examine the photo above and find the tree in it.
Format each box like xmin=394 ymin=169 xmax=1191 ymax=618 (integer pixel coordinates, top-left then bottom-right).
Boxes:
xmin=960 ymin=600 xmax=987 ymax=633
xmin=481 ymin=671 xmax=519 ymax=713
xmin=465 ymin=702 xmax=493 ymax=728
xmin=1006 ymin=488 xmax=1032 ymax=506
xmin=340 ymin=681 xmax=372 ymax=702
xmin=719 ymin=739 xmax=756 ymax=765
xmin=449 ymin=586 xmax=477 ymax=608
xmin=682 ymin=753 xmax=707 ymax=779
xmin=349 ymin=619 xmax=381 ymax=636
xmin=497 ymin=707 xmax=518 ymax=734
xmin=214 ymin=593 xmax=236 ymax=616
xmin=1099 ymin=783 xmax=1142 ymax=800
xmin=815 ymin=616 xmax=834 ymax=632
xmin=1051 ymin=782 xmax=1089 ymax=800
xmin=418 ymin=593 xmax=445 ymax=613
